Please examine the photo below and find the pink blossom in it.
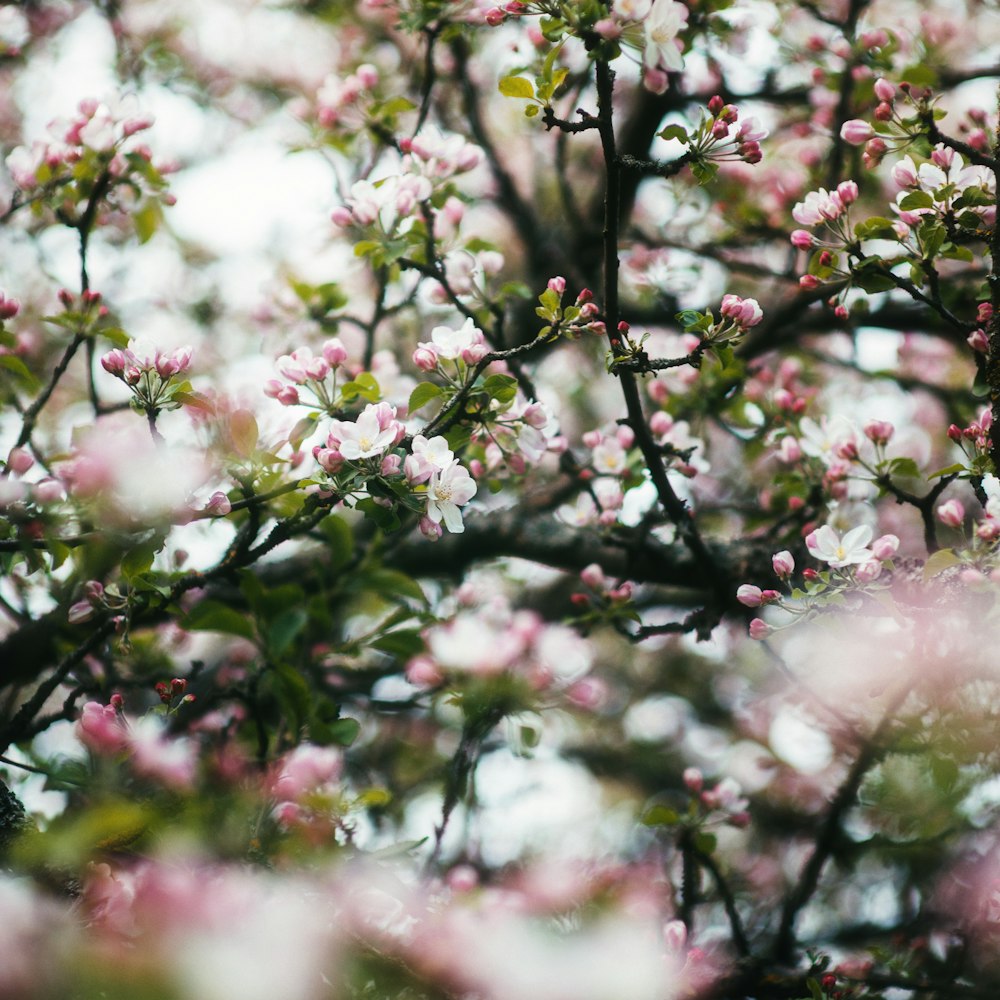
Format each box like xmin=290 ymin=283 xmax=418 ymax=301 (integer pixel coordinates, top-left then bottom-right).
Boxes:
xmin=748 ymin=618 xmax=771 ymax=639
xmin=77 ymin=700 xmax=128 ymax=755
xmin=737 ymin=584 xmax=764 ymax=607
xmin=805 ymin=524 xmax=873 ymax=567
xmin=871 ymin=533 xmax=899 ymax=560
xmin=873 ymin=78 xmax=896 ymax=102
xmin=840 ymin=119 xmax=875 ymax=145
xmin=772 ymin=550 xmax=795 ymax=578
xmin=272 ymin=744 xmax=343 ymax=801
xmin=936 ymin=498 xmax=964 ymax=527
xmin=425 ymin=460 xmax=477 ymax=533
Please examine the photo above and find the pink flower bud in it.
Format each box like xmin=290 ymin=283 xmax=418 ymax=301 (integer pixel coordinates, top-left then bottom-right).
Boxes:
xmin=707 ymin=95 xmax=724 ymax=115
xmin=407 ymin=655 xmax=444 ymax=686
xmin=749 ymin=618 xmax=772 ymax=640
xmin=836 ymin=180 xmax=859 ymax=205
xmin=936 ymin=499 xmax=964 ymax=527
xmin=772 ymin=550 xmax=794 ymax=578
xmin=683 ymin=767 xmax=703 ymax=792
xmin=874 ymin=102 xmax=893 ymax=121
xmin=412 ymin=344 xmax=438 ymax=371
xmin=871 ymin=534 xmax=899 ymax=560
xmin=799 ymin=274 xmax=821 ymax=291
xmin=0 ymin=293 xmax=19 ymax=320
xmin=864 ymin=419 xmax=894 ymax=445
xmin=580 ymin=563 xmax=606 ymax=589
xmin=790 ymin=229 xmax=815 ymax=250
xmin=547 ymin=275 xmax=566 ymax=295
xmin=873 ymin=78 xmax=896 ymax=102
xmin=968 ymin=328 xmax=989 ymax=354
xmin=841 ymin=119 xmax=875 ymax=145
xmin=854 ymin=559 xmax=883 ymax=583
xmin=737 ymin=584 xmax=764 ymax=607
xmin=6 ymin=447 xmax=33 ymax=474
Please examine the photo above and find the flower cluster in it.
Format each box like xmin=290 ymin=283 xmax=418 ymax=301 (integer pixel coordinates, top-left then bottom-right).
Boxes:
xmin=265 ymin=339 xmax=350 ymax=409
xmin=101 ymin=340 xmax=194 ymax=415
xmin=6 ymin=95 xmax=172 ymax=232
xmin=743 ymin=526 xmax=901 ymax=639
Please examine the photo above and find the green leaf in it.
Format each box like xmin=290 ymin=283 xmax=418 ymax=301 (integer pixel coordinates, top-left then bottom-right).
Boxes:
xmin=693 ymin=830 xmax=717 ymax=854
xmin=853 ymin=269 xmax=896 ymax=294
xmin=928 ymin=462 xmax=966 ymax=479
xmin=358 ymin=568 xmax=426 ymax=604
xmin=133 ymin=200 xmax=163 ymax=244
xmin=854 ymin=216 xmax=897 ymax=240
xmin=267 ymin=607 xmax=309 ymax=656
xmin=886 ymin=456 xmax=920 ymax=479
xmin=690 ymin=159 xmax=719 ymax=185
xmin=898 ymin=190 xmax=934 ymax=211
xmin=99 ymin=326 xmax=131 ymax=348
xmin=658 ymin=124 xmax=689 ymax=143
xmin=325 ymin=717 xmax=361 ymax=746
xmin=0 ymin=354 xmax=39 ymax=391
xmin=182 ymin=599 xmax=257 ymax=642
xmin=121 ymin=538 xmax=160 ymax=581
xmin=271 ymin=662 xmax=312 ymax=735
xmin=408 ymin=381 xmax=444 ymax=413
xmin=371 ymin=629 xmax=425 ymax=658
xmin=641 ymin=805 xmax=679 ymax=826
xmin=498 ymin=75 xmax=534 ymax=99
xmin=482 ymin=373 xmax=518 ymax=404
xmin=922 ymin=548 xmax=960 ymax=581
xmin=319 ymin=514 xmax=354 ymax=573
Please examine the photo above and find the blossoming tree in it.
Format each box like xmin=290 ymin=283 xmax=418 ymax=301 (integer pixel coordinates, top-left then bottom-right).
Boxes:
xmin=1 ymin=0 xmax=999 ymax=997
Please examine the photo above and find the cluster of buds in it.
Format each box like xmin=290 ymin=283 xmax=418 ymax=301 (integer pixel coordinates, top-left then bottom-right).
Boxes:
xmin=670 ymin=95 xmax=766 ymax=166
xmin=840 ymin=79 xmax=939 ymax=169
xmin=154 ymin=677 xmax=195 ymax=710
xmin=6 ymin=96 xmax=156 ymax=190
xmin=683 ymin=768 xmax=751 ymax=828
xmin=484 ymin=1 xmax=526 ymax=26
xmin=412 ymin=318 xmax=489 ymax=372
xmin=571 ymin=562 xmax=634 ymax=608
xmin=264 ymin=339 xmax=350 ymax=410
xmin=313 ymin=63 xmax=379 ymax=129
xmin=535 ymin=277 xmax=604 ymax=341
xmin=968 ymin=303 xmax=993 ymax=354
xmin=331 ymin=173 xmax=433 ymax=234
xmin=947 ymin=406 xmax=993 ymax=462
xmin=399 ymin=128 xmax=482 ymax=181
xmin=101 ymin=340 xmax=193 ymax=415
xmin=68 ymin=579 xmax=128 ymax=626
xmin=791 ymin=180 xmax=858 ymax=240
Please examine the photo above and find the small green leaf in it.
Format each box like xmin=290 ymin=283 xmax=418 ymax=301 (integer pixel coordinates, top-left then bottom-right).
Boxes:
xmin=922 ymin=548 xmax=960 ymax=581
xmin=898 ymin=190 xmax=934 ymax=211
xmin=693 ymin=830 xmax=717 ymax=854
xmin=641 ymin=805 xmax=679 ymax=826
xmin=498 ymin=75 xmax=534 ymax=99
xmin=482 ymin=373 xmax=518 ymax=403
xmin=408 ymin=381 xmax=444 ymax=413
xmin=121 ymin=539 xmax=159 ymax=581
xmin=928 ymin=462 xmax=965 ymax=479
xmin=854 ymin=216 xmax=896 ymax=240
xmin=133 ymin=200 xmax=163 ymax=244
xmin=658 ymin=124 xmax=689 ymax=143
xmin=325 ymin=717 xmax=361 ymax=746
